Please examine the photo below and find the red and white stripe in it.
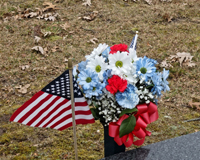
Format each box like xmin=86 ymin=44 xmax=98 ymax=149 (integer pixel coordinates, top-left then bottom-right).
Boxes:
xmin=10 ymin=91 xmax=95 ymax=131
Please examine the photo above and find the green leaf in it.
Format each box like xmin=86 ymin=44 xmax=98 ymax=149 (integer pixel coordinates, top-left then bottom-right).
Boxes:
xmin=90 ymin=108 xmax=99 ymax=120
xmin=147 ymin=84 xmax=154 ymax=88
xmin=119 ymin=115 xmax=136 ymax=138
xmin=119 ymin=108 xmax=138 ymax=117
xmin=93 ymin=101 xmax=98 ymax=108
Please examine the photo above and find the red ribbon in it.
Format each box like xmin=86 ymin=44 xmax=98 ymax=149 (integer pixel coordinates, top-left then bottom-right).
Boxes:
xmin=109 ymin=102 xmax=159 ymax=147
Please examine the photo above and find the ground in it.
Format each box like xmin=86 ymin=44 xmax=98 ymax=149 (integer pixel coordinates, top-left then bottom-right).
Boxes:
xmin=0 ymin=0 xmax=200 ymax=159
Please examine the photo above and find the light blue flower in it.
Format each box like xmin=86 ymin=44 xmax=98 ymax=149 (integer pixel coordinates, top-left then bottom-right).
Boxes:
xmin=101 ymin=47 xmax=111 ymax=61
xmin=115 ymin=84 xmax=139 ymax=109
xmin=103 ymin=69 xmax=112 ymax=84
xmin=84 ymin=82 xmax=105 ymax=98
xmin=161 ymin=68 xmax=170 ymax=92
xmin=136 ymin=56 xmax=156 ymax=81
xmin=78 ymin=60 xmax=88 ymax=72
xmin=151 ymin=72 xmax=163 ymax=98
xmin=77 ymin=69 xmax=99 ymax=90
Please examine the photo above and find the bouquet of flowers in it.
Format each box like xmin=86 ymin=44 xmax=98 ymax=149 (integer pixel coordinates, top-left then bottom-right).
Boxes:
xmin=75 ymin=34 xmax=170 ymax=147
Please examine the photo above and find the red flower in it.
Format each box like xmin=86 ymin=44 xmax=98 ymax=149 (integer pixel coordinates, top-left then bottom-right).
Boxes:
xmin=109 ymin=44 xmax=129 ymax=54
xmin=106 ymin=75 xmax=127 ymax=94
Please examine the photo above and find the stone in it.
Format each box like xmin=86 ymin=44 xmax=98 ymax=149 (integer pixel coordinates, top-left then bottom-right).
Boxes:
xmin=100 ymin=131 xmax=200 ymax=160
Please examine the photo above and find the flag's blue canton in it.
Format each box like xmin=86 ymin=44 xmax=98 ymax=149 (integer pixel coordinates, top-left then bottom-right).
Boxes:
xmin=129 ymin=35 xmax=137 ymax=50
xmin=42 ymin=70 xmax=83 ymax=99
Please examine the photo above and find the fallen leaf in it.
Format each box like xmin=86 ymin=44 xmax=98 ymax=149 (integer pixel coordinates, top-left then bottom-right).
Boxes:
xmin=42 ymin=31 xmax=52 ymax=37
xmin=189 ymin=101 xmax=200 ymax=110
xmin=163 ymin=13 xmax=173 ymax=22
xmin=34 ymin=36 xmax=41 ymax=43
xmin=17 ymin=84 xmax=30 ymax=94
xmin=82 ymin=11 xmax=98 ymax=21
xmin=82 ymin=0 xmax=92 ymax=6
xmin=191 ymin=95 xmax=200 ymax=100
xmin=184 ymin=62 xmax=196 ymax=67
xmin=15 ymin=85 xmax=22 ymax=89
xmin=34 ymin=25 xmax=43 ymax=37
xmin=88 ymin=37 xmax=98 ymax=44
xmin=64 ymin=58 xmax=68 ymax=62
xmin=161 ymin=52 xmax=196 ymax=68
xmin=3 ymin=13 xmax=12 ymax=18
xmin=160 ymin=60 xmax=173 ymax=68
xmin=43 ymin=2 xmax=58 ymax=12
xmin=32 ymin=46 xmax=45 ymax=55
xmin=21 ymin=65 xmax=30 ymax=71
xmin=35 ymin=8 xmax=43 ymax=15
xmin=176 ymin=52 xmax=195 ymax=66
xmin=44 ymin=47 xmax=48 ymax=55
xmin=145 ymin=0 xmax=152 ymax=5
xmin=25 ymin=12 xmax=38 ymax=18
xmin=34 ymin=153 xmax=38 ymax=156
xmin=164 ymin=115 xmax=172 ymax=119
xmin=51 ymin=46 xmax=59 ymax=52
xmin=60 ymin=22 xmax=70 ymax=30
xmin=45 ymin=16 xmax=56 ymax=21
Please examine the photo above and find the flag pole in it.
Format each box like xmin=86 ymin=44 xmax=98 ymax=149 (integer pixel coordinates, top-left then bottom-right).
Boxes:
xmin=68 ymin=59 xmax=78 ymax=160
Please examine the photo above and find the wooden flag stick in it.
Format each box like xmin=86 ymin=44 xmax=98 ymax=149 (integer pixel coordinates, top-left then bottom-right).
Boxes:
xmin=68 ymin=59 xmax=78 ymax=160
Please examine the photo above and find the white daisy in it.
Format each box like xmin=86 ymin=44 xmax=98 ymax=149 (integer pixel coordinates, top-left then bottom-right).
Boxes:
xmin=108 ymin=51 xmax=132 ymax=75
xmin=120 ymin=72 xmax=138 ymax=84
xmin=129 ymin=48 xmax=138 ymax=63
xmin=85 ymin=43 xmax=108 ymax=60
xmin=86 ymin=55 xmax=108 ymax=81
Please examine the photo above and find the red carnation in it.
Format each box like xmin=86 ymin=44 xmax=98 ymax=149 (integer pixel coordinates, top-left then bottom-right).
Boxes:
xmin=106 ymin=75 xmax=127 ymax=94
xmin=109 ymin=44 xmax=129 ymax=54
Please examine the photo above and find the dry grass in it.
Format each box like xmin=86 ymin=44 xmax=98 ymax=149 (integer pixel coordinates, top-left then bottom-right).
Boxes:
xmin=0 ymin=0 xmax=200 ymax=159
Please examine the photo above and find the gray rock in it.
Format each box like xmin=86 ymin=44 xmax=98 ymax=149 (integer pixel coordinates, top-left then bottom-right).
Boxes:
xmin=100 ymin=131 xmax=200 ymax=160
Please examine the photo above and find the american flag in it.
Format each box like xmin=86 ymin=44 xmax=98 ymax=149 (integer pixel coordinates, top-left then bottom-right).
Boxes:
xmin=10 ymin=70 xmax=95 ymax=131
xmin=129 ymin=33 xmax=138 ymax=50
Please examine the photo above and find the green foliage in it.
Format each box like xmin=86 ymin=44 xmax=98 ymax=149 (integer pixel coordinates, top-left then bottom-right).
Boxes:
xmin=119 ymin=108 xmax=138 ymax=117
xmin=90 ymin=108 xmax=99 ymax=120
xmin=119 ymin=115 xmax=136 ymax=138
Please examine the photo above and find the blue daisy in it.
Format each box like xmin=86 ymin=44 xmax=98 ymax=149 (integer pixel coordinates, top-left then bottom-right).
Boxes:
xmin=151 ymin=72 xmax=163 ymax=98
xmin=84 ymin=82 xmax=105 ymax=98
xmin=101 ymin=47 xmax=111 ymax=61
xmin=161 ymin=68 xmax=170 ymax=92
xmin=103 ymin=69 xmax=112 ymax=85
xmin=115 ymin=84 xmax=139 ymax=109
xmin=78 ymin=60 xmax=88 ymax=72
xmin=77 ymin=69 xmax=99 ymax=90
xmin=136 ymin=56 xmax=156 ymax=81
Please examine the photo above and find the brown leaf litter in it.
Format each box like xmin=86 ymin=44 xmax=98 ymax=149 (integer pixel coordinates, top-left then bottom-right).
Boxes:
xmin=31 ymin=46 xmax=48 ymax=56
xmin=15 ymin=84 xmax=31 ymax=94
xmin=188 ymin=96 xmax=200 ymax=110
xmin=82 ymin=0 xmax=92 ymax=6
xmin=160 ymin=52 xmax=196 ymax=68
xmin=81 ymin=11 xmax=98 ymax=21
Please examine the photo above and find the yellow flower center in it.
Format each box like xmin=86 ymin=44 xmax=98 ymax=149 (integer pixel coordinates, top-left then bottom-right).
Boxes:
xmin=115 ymin=61 xmax=123 ymax=68
xmin=86 ymin=77 xmax=92 ymax=83
xmin=95 ymin=65 xmax=101 ymax=73
xmin=140 ymin=67 xmax=147 ymax=74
